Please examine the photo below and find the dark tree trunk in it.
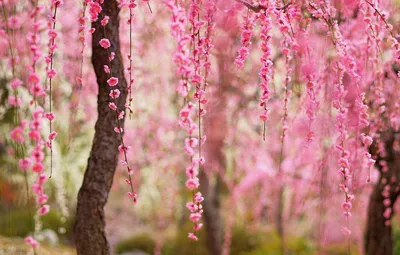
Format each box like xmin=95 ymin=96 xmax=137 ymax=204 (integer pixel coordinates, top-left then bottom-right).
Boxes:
xmin=200 ymin=171 xmax=222 ymax=255
xmin=73 ymin=2 xmax=127 ymax=255
xmin=365 ymin=131 xmax=400 ymax=255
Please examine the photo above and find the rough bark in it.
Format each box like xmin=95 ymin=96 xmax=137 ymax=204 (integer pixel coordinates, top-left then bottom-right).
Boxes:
xmin=73 ymin=2 xmax=127 ymax=255
xmin=365 ymin=131 xmax=400 ymax=255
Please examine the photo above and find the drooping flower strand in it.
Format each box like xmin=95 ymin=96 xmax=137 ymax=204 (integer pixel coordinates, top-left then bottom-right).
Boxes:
xmin=66 ymin=0 xmax=89 ymax=140
xmin=127 ymin=0 xmax=137 ymax=118
xmin=27 ymin=2 xmax=45 ymax=106
xmin=165 ymin=0 xmax=191 ymax=98
xmin=235 ymin=8 xmax=256 ymax=68
xmin=1 ymin=1 xmax=27 ymax=168
xmin=363 ymin=0 xmax=400 ymax=71
xmin=258 ymin=5 xmax=273 ymax=140
xmin=308 ymin=3 xmax=368 ymax=242
xmin=46 ymin=0 xmax=63 ymax=178
xmin=1 ymin=1 xmax=22 ymax=120
xmin=99 ymin=9 xmax=137 ymax=204
xmin=186 ymin=0 xmax=206 ymax=241
xmin=355 ymin=93 xmax=375 ymax=182
xmin=303 ymin=69 xmax=319 ymax=144
xmin=23 ymin=108 xmax=51 ymax=250
xmin=165 ymin=0 xmax=204 ymax=240
xmin=333 ymin=62 xmax=354 ymax=241
xmin=1 ymin=4 xmax=41 ymax=248
xmin=202 ymin=0 xmax=216 ymax=93
xmin=77 ymin=1 xmax=88 ymax=87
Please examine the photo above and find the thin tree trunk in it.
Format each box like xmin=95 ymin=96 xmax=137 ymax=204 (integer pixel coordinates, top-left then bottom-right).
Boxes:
xmin=198 ymin=56 xmax=233 ymax=255
xmin=73 ymin=2 xmax=127 ymax=254
xmin=200 ymin=171 xmax=222 ymax=255
xmin=365 ymin=131 xmax=400 ymax=255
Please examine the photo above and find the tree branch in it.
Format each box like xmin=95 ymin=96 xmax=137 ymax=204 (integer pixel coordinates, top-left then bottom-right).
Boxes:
xmin=234 ymin=0 xmax=267 ymax=12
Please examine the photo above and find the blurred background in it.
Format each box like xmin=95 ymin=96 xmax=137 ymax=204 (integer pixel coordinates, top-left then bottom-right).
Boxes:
xmin=1 ymin=0 xmax=400 ymax=254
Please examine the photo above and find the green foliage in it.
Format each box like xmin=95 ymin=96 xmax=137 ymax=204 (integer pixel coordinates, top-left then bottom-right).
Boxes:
xmin=229 ymin=227 xmax=264 ymax=255
xmin=241 ymin=231 xmax=314 ymax=255
xmin=321 ymin=243 xmax=359 ymax=255
xmin=115 ymin=233 xmax=156 ymax=254
xmin=0 ymin=209 xmax=72 ymax=239
xmin=0 ymin=209 xmax=35 ymax=237
xmin=162 ymin=221 xmax=208 ymax=255
xmin=0 ymin=235 xmax=75 ymax=255
xmin=393 ymin=227 xmax=400 ymax=255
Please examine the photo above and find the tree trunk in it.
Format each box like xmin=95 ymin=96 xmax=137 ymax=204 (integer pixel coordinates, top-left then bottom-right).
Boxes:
xmin=73 ymin=2 xmax=127 ymax=255
xmin=198 ymin=56 xmax=232 ymax=255
xmin=200 ymin=171 xmax=222 ymax=255
xmin=365 ymin=179 xmax=397 ymax=255
xmin=365 ymin=131 xmax=400 ymax=255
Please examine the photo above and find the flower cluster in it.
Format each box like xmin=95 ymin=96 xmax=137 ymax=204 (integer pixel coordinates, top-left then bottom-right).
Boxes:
xmin=333 ymin=62 xmax=354 ymax=221
xmin=88 ymin=0 xmax=102 ymax=22
xmin=258 ymin=7 xmax=273 ymax=137
xmin=18 ymin=108 xmax=51 ymax=248
xmin=125 ymin=0 xmax=137 ymax=114
xmin=98 ymin=5 xmax=137 ymax=203
xmin=45 ymin=0 xmax=63 ymax=178
xmin=166 ymin=0 xmax=192 ymax=97
xmin=235 ymin=10 xmax=256 ymax=68
xmin=382 ymin=183 xmax=393 ymax=226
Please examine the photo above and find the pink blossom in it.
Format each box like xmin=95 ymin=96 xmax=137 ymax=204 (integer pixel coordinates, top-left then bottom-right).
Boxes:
xmin=194 ymin=192 xmax=204 ymax=203
xmin=189 ymin=212 xmax=201 ymax=222
xmin=114 ymin=127 xmax=123 ymax=133
xmin=188 ymin=233 xmax=198 ymax=241
xmin=185 ymin=166 xmax=198 ymax=178
xmin=8 ymin=15 xmax=21 ymax=29
xmin=46 ymin=112 xmax=56 ymax=121
xmin=10 ymin=127 xmax=24 ymax=143
xmin=109 ymin=102 xmax=117 ymax=111
xmin=32 ymin=184 xmax=42 ymax=194
xmin=361 ymin=133 xmax=373 ymax=147
xmin=194 ymin=223 xmax=203 ymax=231
xmin=25 ymin=236 xmax=38 ymax=248
xmin=384 ymin=198 xmax=391 ymax=207
xmin=101 ymin=16 xmax=110 ymax=26
xmin=48 ymin=29 xmax=58 ymax=40
xmin=127 ymin=192 xmax=137 ymax=198
xmin=109 ymin=52 xmax=115 ymax=61
xmin=19 ymin=158 xmax=32 ymax=171
xmin=37 ymin=194 xmax=49 ymax=204
xmin=104 ymin=65 xmax=110 ymax=73
xmin=110 ymin=89 xmax=121 ymax=99
xmin=99 ymin=38 xmax=111 ymax=49
xmin=8 ymin=95 xmax=22 ymax=106
xmin=32 ymin=162 xmax=44 ymax=173
xmin=383 ymin=208 xmax=392 ymax=219
xmin=185 ymin=178 xmax=199 ymax=190
xmin=38 ymin=174 xmax=48 ymax=184
xmin=29 ymin=131 xmax=41 ymax=141
xmin=10 ymin=78 xmax=23 ymax=89
xmin=341 ymin=202 xmax=352 ymax=212
xmin=48 ymin=131 xmax=57 ymax=141
xmin=47 ymin=69 xmax=57 ymax=79
xmin=89 ymin=1 xmax=102 ymax=21
xmin=107 ymin=77 xmax=118 ymax=86
xmin=186 ymin=202 xmax=197 ymax=212
xmin=38 ymin=205 xmax=50 ymax=215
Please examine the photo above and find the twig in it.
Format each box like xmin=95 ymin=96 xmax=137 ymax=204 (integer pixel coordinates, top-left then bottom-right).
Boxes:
xmin=234 ymin=0 xmax=267 ymax=12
